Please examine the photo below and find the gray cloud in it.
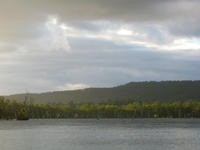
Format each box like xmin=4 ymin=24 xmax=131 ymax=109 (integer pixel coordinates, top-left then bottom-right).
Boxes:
xmin=167 ymin=20 xmax=200 ymax=37
xmin=1 ymin=0 xmax=200 ymax=95
xmin=1 ymin=38 xmax=200 ymax=94
xmin=1 ymin=0 xmax=200 ymax=41
xmin=2 ymin=0 xmax=198 ymax=21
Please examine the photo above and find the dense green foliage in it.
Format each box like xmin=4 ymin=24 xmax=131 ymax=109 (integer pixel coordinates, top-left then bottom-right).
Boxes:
xmin=16 ymin=109 xmax=29 ymax=120
xmin=1 ymin=96 xmax=200 ymax=119
xmin=6 ymin=81 xmax=200 ymax=104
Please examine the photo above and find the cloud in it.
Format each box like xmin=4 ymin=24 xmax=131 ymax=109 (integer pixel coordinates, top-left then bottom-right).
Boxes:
xmin=44 ymin=21 xmax=200 ymax=51
xmin=1 ymin=0 xmax=200 ymax=95
xmin=56 ymin=83 xmax=90 ymax=91
xmin=1 ymin=37 xmax=200 ymax=95
xmin=2 ymin=0 xmax=199 ymax=22
xmin=37 ymin=17 xmax=71 ymax=51
xmin=1 ymin=0 xmax=200 ymax=42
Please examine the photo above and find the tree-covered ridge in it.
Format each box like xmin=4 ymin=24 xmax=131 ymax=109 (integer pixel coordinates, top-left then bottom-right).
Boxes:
xmin=1 ymin=96 xmax=200 ymax=119
xmin=5 ymin=81 xmax=200 ymax=104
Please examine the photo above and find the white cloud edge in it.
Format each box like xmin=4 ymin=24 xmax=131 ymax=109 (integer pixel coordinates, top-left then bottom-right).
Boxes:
xmin=56 ymin=83 xmax=90 ymax=91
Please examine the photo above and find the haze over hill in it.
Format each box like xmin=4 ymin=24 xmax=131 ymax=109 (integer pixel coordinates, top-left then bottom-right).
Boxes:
xmin=5 ymin=81 xmax=200 ymax=104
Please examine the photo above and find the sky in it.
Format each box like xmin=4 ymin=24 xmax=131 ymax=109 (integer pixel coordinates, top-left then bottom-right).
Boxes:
xmin=1 ymin=0 xmax=200 ymax=95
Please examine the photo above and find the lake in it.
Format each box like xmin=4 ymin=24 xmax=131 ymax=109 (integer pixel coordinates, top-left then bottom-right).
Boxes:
xmin=0 ymin=119 xmax=200 ymax=150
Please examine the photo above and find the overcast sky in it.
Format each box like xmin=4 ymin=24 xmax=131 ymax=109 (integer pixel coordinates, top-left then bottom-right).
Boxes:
xmin=1 ymin=0 xmax=200 ymax=95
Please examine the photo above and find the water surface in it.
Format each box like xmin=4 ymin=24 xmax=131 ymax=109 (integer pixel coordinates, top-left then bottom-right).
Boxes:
xmin=0 ymin=119 xmax=200 ymax=150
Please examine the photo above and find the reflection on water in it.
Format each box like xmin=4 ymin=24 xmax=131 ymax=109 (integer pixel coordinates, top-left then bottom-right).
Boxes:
xmin=0 ymin=119 xmax=200 ymax=150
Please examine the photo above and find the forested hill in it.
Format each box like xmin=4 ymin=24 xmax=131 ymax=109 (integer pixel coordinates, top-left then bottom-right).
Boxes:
xmin=5 ymin=81 xmax=200 ymax=104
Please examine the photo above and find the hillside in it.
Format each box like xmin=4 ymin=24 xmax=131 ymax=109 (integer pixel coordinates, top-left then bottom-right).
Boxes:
xmin=5 ymin=81 xmax=200 ymax=104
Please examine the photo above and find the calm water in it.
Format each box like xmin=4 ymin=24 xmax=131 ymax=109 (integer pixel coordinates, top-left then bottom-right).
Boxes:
xmin=0 ymin=119 xmax=200 ymax=150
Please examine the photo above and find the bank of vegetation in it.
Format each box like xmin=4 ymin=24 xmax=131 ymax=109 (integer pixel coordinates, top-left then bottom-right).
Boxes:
xmin=1 ymin=96 xmax=200 ymax=119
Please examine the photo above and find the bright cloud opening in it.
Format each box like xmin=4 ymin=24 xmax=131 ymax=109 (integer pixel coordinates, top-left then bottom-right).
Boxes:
xmin=56 ymin=83 xmax=90 ymax=91
xmin=37 ymin=17 xmax=71 ymax=51
xmin=117 ymin=28 xmax=133 ymax=36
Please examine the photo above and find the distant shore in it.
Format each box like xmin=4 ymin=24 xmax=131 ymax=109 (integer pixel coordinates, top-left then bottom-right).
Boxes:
xmin=1 ymin=96 xmax=200 ymax=119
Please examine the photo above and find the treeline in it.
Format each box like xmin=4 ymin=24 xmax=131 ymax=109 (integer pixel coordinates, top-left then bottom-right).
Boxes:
xmin=6 ymin=81 xmax=200 ymax=104
xmin=1 ymin=96 xmax=200 ymax=119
